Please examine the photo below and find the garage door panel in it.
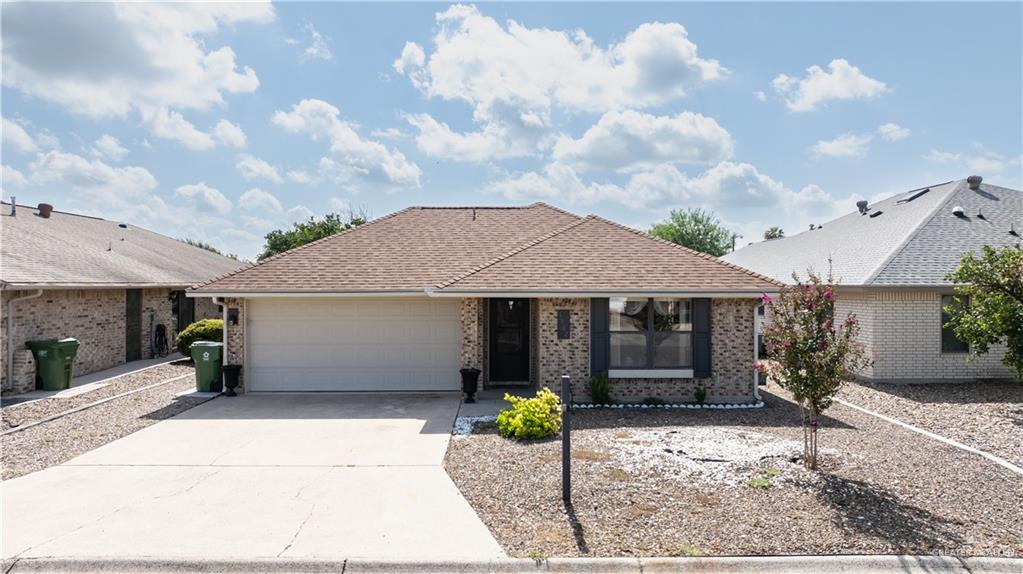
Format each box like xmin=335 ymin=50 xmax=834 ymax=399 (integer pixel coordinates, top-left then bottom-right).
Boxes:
xmin=247 ymin=298 xmax=461 ymax=392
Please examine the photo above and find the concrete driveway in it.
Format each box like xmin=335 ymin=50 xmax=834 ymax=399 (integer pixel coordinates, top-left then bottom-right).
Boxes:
xmin=2 ymin=393 xmax=504 ymax=561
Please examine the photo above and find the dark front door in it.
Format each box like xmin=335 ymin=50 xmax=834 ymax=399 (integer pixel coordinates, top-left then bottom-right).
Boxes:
xmin=489 ymin=298 xmax=530 ymax=382
xmin=175 ymin=290 xmax=195 ymax=333
xmin=125 ymin=289 xmax=142 ymax=361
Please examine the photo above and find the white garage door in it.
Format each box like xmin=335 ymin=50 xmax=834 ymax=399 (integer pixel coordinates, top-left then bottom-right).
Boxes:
xmin=246 ymin=298 xmax=461 ymax=392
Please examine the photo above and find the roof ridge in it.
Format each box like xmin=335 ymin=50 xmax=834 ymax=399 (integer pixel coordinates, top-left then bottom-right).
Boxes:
xmin=862 ymin=179 xmax=965 ymax=285
xmin=526 ymin=201 xmax=583 ymax=219
xmin=0 ymin=202 xmax=107 ymax=221
xmin=189 ymin=206 xmax=416 ymax=291
xmin=586 ymin=214 xmax=786 ymax=288
xmin=434 ymin=216 xmax=594 ymax=290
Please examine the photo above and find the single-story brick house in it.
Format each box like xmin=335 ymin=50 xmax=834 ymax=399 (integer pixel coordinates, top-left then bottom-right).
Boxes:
xmin=724 ymin=176 xmax=1022 ymax=383
xmin=190 ymin=203 xmax=780 ymax=404
xmin=1 ymin=201 xmax=243 ymax=394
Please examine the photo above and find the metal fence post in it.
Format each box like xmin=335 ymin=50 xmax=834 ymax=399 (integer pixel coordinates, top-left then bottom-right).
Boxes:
xmin=561 ymin=374 xmax=572 ymax=504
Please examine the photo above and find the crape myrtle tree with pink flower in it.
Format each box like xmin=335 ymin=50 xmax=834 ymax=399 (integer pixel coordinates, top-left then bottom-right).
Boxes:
xmin=754 ymin=271 xmax=871 ymax=470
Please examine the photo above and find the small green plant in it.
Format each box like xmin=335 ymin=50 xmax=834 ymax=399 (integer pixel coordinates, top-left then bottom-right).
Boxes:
xmin=674 ymin=542 xmax=704 ymax=557
xmin=587 ymin=372 xmax=610 ymax=404
xmin=759 ymin=467 xmax=782 ymax=478
xmin=496 ymin=388 xmax=562 ymax=439
xmin=747 ymin=477 xmax=772 ymax=489
xmin=642 ymin=396 xmax=666 ymax=405
xmin=694 ymin=386 xmax=707 ymax=404
xmin=175 ymin=318 xmax=224 ymax=356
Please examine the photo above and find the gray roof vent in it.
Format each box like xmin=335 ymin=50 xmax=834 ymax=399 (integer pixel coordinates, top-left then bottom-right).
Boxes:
xmin=952 ymin=205 xmax=966 ymax=217
xmin=856 ymin=200 xmax=869 ymax=214
xmin=967 ymin=175 xmax=983 ymax=190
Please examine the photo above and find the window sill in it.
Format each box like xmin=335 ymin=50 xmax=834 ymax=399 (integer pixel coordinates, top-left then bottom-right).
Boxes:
xmin=608 ymin=369 xmax=694 ymax=379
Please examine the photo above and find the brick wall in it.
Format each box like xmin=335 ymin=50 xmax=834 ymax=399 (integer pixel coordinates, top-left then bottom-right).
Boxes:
xmin=2 ymin=289 xmax=126 ymax=394
xmin=141 ymin=288 xmax=173 ymax=360
xmin=537 ymin=298 xmax=591 ymax=391
xmin=223 ymin=297 xmax=245 ymax=389
xmin=603 ymin=298 xmax=759 ymax=404
xmin=854 ymin=289 xmax=1012 ymax=382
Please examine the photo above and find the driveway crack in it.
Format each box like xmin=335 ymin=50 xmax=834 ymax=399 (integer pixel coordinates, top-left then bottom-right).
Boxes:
xmin=277 ymin=503 xmax=318 ymax=558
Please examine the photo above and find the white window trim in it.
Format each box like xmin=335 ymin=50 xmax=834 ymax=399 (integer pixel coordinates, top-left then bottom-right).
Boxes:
xmin=608 ymin=369 xmax=695 ymax=379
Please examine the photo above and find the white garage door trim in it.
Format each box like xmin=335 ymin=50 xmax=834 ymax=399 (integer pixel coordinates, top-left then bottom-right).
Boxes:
xmin=246 ymin=297 xmax=462 ymax=392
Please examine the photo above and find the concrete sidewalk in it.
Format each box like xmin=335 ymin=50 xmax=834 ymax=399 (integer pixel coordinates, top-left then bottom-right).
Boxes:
xmin=2 ymin=555 xmax=1020 ymax=573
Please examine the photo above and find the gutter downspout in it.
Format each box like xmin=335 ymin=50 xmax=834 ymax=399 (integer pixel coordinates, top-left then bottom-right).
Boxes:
xmin=752 ymin=302 xmax=762 ymax=403
xmin=6 ymin=289 xmax=43 ymax=389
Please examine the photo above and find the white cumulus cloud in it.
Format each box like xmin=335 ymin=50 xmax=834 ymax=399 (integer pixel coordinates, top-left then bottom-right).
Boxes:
xmin=877 ymin=122 xmax=910 ymax=142
xmin=213 ymin=120 xmax=247 ymax=148
xmin=396 ymin=4 xmax=726 ymax=161
xmin=236 ymin=154 xmax=283 ymax=183
xmin=811 ymin=133 xmax=872 ymax=158
xmin=772 ymin=59 xmax=887 ymax=112
xmin=552 ymin=110 xmax=734 ymax=172
xmin=2 ymin=117 xmax=38 ymax=153
xmin=272 ymin=99 xmax=421 ymax=190
xmin=141 ymin=107 xmax=215 ymax=150
xmin=238 ymin=188 xmax=283 ymax=213
xmin=90 ymin=135 xmax=129 ymax=161
xmin=174 ymin=182 xmax=231 ymax=214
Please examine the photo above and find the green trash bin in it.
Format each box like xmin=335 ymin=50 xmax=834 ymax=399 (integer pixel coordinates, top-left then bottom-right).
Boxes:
xmin=189 ymin=341 xmax=224 ymax=392
xmin=27 ymin=338 xmax=80 ymax=391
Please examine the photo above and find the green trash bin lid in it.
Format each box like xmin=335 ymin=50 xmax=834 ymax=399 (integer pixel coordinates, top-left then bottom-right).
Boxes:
xmin=27 ymin=339 xmax=61 ymax=351
xmin=189 ymin=341 xmax=224 ymax=348
xmin=56 ymin=338 xmax=80 ymax=353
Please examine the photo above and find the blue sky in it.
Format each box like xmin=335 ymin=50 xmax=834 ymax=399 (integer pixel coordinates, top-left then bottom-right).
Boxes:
xmin=2 ymin=2 xmax=1020 ymax=260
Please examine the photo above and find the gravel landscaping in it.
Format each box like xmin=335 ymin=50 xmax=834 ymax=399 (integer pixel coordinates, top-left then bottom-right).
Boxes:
xmin=839 ymin=380 xmax=1023 ymax=468
xmin=2 ymin=366 xmax=214 ymax=480
xmin=445 ymin=383 xmax=1023 ymax=558
xmin=1 ymin=361 xmax=194 ymax=431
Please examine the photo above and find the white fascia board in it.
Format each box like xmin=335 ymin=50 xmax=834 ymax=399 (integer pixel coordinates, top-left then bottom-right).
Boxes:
xmin=185 ymin=290 xmax=430 ymax=298
xmin=427 ymin=290 xmax=774 ymax=298
xmin=2 ymin=283 xmax=191 ymax=290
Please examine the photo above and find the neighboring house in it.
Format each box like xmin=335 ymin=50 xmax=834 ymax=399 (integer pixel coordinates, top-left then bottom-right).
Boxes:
xmin=190 ymin=203 xmax=780 ymax=404
xmin=1 ymin=201 xmax=244 ymax=395
xmin=724 ymin=176 xmax=1022 ymax=383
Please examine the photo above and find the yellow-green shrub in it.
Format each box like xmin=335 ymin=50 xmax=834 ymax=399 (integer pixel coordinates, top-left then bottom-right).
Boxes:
xmin=496 ymin=387 xmax=562 ymax=439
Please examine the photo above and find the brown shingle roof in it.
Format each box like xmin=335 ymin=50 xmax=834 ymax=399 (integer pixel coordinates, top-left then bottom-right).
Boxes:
xmin=435 ymin=216 xmax=781 ymax=293
xmin=192 ymin=203 xmax=581 ymax=292
xmin=192 ymin=204 xmax=780 ymax=294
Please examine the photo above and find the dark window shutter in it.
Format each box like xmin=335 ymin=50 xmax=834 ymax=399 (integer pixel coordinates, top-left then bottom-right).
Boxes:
xmin=692 ymin=298 xmax=712 ymax=378
xmin=590 ymin=298 xmax=609 ymax=375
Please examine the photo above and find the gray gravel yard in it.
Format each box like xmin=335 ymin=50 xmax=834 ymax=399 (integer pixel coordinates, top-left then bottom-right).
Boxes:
xmin=2 ymin=365 xmax=214 ymax=480
xmin=1 ymin=361 xmax=195 ymax=431
xmin=445 ymin=383 xmax=1023 ymax=558
xmin=839 ymin=381 xmax=1023 ymax=468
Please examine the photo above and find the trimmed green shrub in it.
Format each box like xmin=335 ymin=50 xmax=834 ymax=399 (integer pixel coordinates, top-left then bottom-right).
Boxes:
xmin=175 ymin=318 xmax=224 ymax=356
xmin=587 ymin=372 xmax=610 ymax=404
xmin=496 ymin=387 xmax=562 ymax=440
xmin=694 ymin=386 xmax=707 ymax=404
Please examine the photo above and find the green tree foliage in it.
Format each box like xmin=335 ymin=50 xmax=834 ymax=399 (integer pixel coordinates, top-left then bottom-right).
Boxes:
xmin=175 ymin=318 xmax=223 ymax=356
xmin=763 ymin=226 xmax=785 ymax=240
xmin=944 ymin=245 xmax=1023 ymax=380
xmin=649 ymin=208 xmax=735 ymax=256
xmin=257 ymin=209 xmax=367 ymax=261
xmin=755 ymin=273 xmax=871 ymax=470
xmin=180 ymin=238 xmax=240 ymax=260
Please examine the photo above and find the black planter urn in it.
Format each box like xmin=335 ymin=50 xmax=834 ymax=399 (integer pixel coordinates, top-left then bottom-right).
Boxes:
xmin=222 ymin=364 xmax=242 ymax=397
xmin=459 ymin=368 xmax=481 ymax=403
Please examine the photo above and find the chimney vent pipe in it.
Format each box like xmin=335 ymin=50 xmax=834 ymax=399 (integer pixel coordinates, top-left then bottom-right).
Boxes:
xmin=10 ymin=197 xmax=15 ymax=216
xmin=967 ymin=175 xmax=983 ymax=190
xmin=37 ymin=203 xmax=53 ymax=219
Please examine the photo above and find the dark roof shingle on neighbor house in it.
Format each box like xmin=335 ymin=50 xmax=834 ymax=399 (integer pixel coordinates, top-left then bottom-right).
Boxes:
xmin=723 ymin=178 xmax=1023 ymax=287
xmin=192 ymin=202 xmax=780 ymax=294
xmin=1 ymin=202 xmax=244 ymax=289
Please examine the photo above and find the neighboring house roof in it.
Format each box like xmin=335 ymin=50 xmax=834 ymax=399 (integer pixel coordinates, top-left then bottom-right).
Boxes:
xmin=1 ymin=202 xmax=244 ymax=289
xmin=722 ymin=178 xmax=1023 ymax=287
xmin=192 ymin=203 xmax=780 ymax=295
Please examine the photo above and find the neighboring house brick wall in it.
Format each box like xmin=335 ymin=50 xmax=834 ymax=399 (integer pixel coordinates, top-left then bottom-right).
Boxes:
xmin=1 ymin=289 xmax=125 ymax=394
xmin=1 ymin=287 xmax=210 ymax=395
xmin=604 ymin=298 xmax=759 ymax=404
xmin=834 ymin=290 xmax=877 ymax=380
xmin=865 ymin=289 xmax=1012 ymax=382
xmin=194 ymin=297 xmax=222 ymax=323
xmin=459 ymin=298 xmax=483 ymax=371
